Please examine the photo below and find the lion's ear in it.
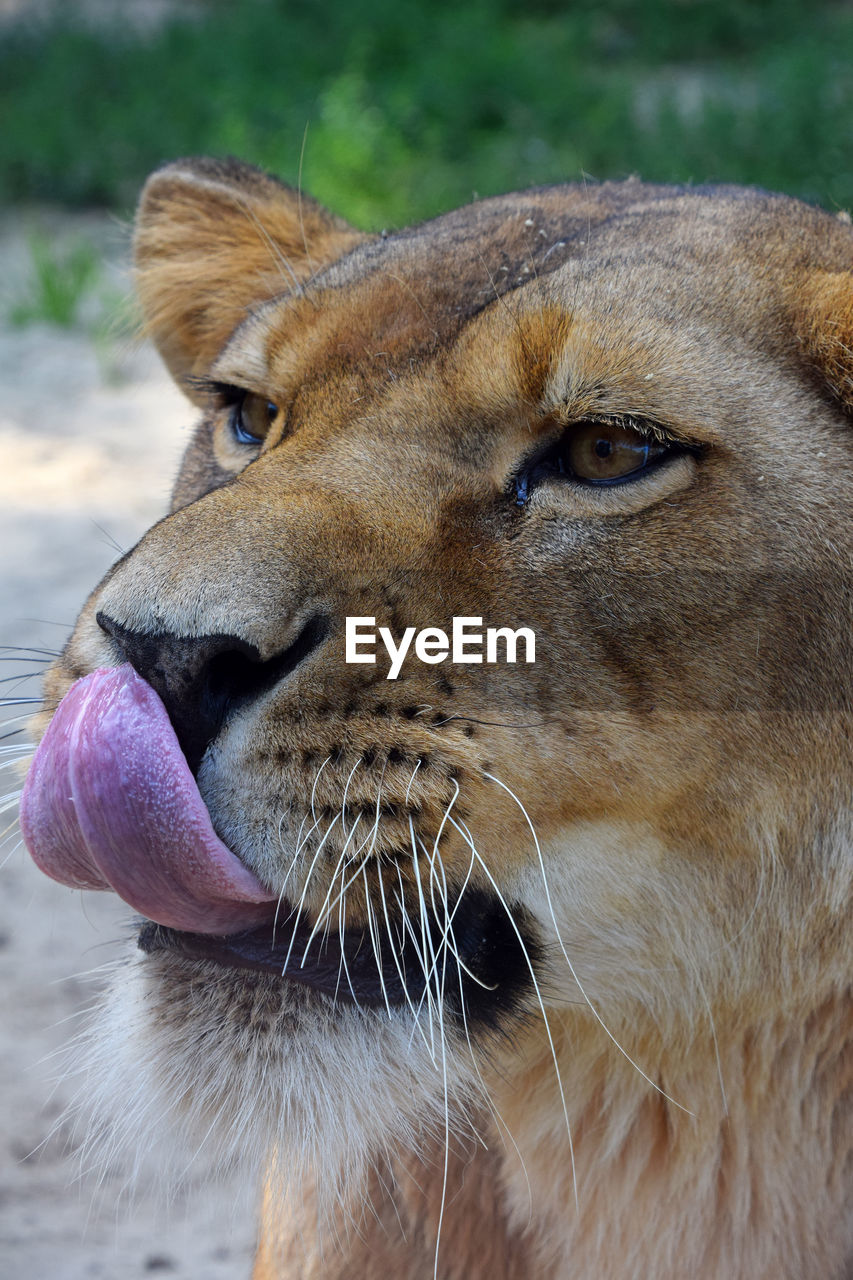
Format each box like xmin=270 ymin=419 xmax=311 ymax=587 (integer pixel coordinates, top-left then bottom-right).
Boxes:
xmin=134 ymin=157 xmax=366 ymax=400
xmin=797 ymin=270 xmax=853 ymax=409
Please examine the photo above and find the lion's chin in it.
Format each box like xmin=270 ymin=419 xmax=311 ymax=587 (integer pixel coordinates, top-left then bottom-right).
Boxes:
xmin=69 ymin=945 xmax=478 ymax=1217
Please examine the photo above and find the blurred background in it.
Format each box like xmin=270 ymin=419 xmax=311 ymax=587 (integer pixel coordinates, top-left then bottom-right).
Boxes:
xmin=3 ymin=0 xmax=853 ymax=224
xmin=2 ymin=0 xmax=853 ymax=355
xmin=1 ymin=1 xmax=851 ymax=1276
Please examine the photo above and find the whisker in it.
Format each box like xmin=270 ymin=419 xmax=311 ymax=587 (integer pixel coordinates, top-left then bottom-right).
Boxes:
xmin=336 ymin=886 xmax=363 ymax=1011
xmin=423 ymin=835 xmax=490 ymax=991
xmin=231 ymin=192 xmax=305 ymax=297
xmin=0 ymin=723 xmax=35 ymax=742
xmin=416 ymin=784 xmax=498 ymax=994
xmin=89 ymin=519 xmax=125 ymax=555
xmin=442 ymin=879 xmax=533 ymax=1205
xmin=432 ymin=845 xmax=452 ymax=1280
xmin=482 ymin=770 xmax=694 ymax=1117
xmin=273 ymin=810 xmax=323 ymax=931
xmin=361 ymin=863 xmax=392 ymax=1018
xmin=374 ymin=854 xmax=433 ymax=1053
xmin=433 ymin=713 xmax=549 ymax=731
xmin=307 ymin=761 xmax=393 ymax=940
xmin=283 ymin=813 xmax=341 ymax=977
xmin=0 ymin=670 xmax=47 ymax=686
xmin=409 ymin=817 xmax=440 ymax=1056
xmin=272 ymin=752 xmax=333 ymax=933
xmin=300 ymin=813 xmax=366 ymax=959
xmin=0 ymin=834 xmax=24 ymax=869
xmin=302 ymin=814 xmax=376 ymax=936
xmin=0 ymin=645 xmax=61 ymax=657
xmin=339 ymin=757 xmax=362 ymax=838
xmin=404 ymin=758 xmax=421 ymax=806
xmin=309 ymin=755 xmax=332 ymax=823
xmin=426 ymin=848 xmax=487 ymax=1152
xmin=394 ymin=861 xmax=437 ymax=1063
xmin=295 ymin=121 xmax=317 ymax=282
xmin=695 ymin=968 xmax=728 ymax=1116
xmin=448 ymin=812 xmax=580 ymax=1213
xmin=306 ymin=780 xmax=393 ymax=936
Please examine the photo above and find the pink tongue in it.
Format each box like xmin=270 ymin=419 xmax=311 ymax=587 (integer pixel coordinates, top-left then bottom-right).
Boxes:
xmin=20 ymin=665 xmax=278 ymax=935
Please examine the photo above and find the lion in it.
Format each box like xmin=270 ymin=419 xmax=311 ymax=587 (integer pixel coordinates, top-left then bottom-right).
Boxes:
xmin=18 ymin=157 xmax=853 ymax=1278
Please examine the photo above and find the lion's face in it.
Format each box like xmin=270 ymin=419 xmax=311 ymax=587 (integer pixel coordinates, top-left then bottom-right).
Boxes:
xmin=20 ymin=161 xmax=853 ymax=1200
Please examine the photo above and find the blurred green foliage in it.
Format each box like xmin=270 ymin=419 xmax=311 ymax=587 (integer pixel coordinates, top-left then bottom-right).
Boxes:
xmin=8 ymin=232 xmax=100 ymax=327
xmin=1 ymin=0 xmax=851 ymax=227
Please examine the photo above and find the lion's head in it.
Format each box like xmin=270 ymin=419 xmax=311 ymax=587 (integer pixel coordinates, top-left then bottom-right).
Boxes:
xmin=20 ymin=159 xmax=853 ymax=1276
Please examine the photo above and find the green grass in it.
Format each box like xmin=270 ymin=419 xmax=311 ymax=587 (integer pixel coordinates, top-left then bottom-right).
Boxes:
xmin=7 ymin=229 xmax=139 ymax=382
xmin=8 ymin=232 xmax=100 ymax=328
xmin=2 ymin=0 xmax=852 ymax=228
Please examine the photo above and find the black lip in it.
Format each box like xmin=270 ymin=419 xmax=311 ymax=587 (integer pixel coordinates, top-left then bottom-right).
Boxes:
xmin=138 ymin=890 xmax=541 ymax=1027
xmin=138 ymin=908 xmax=417 ymax=1007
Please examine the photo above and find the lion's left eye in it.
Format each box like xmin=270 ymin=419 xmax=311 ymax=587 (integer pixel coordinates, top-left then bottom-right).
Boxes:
xmin=231 ymin=394 xmax=280 ymax=446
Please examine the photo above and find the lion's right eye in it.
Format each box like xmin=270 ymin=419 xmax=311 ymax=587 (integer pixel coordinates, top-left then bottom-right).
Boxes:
xmin=561 ymin=420 xmax=668 ymax=483
xmin=514 ymin=416 xmax=689 ymax=505
xmin=230 ymin=394 xmax=280 ymax=446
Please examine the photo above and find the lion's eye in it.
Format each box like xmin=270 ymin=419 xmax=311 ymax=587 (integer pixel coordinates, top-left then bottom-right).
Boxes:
xmin=516 ymin=418 xmax=674 ymax=503
xmin=230 ymin=394 xmax=280 ymax=446
xmin=562 ymin=421 xmax=666 ymax=482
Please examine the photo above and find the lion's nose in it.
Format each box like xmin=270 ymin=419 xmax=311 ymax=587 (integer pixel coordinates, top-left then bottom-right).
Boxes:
xmin=95 ymin=612 xmax=328 ymax=774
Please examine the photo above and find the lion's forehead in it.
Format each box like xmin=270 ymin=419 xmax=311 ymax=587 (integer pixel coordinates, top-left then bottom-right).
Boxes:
xmin=211 ymin=182 xmax=853 ymax=446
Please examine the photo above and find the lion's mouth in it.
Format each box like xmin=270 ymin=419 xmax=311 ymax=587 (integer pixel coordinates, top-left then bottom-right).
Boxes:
xmin=137 ymin=908 xmax=420 ymax=1006
xmin=21 ymin=663 xmax=538 ymax=1018
xmin=137 ymin=879 xmax=536 ymax=1018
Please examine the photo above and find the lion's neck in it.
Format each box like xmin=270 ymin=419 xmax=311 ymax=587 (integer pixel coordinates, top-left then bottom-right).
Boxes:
xmin=255 ymin=990 xmax=852 ymax=1280
xmin=490 ymin=991 xmax=853 ymax=1280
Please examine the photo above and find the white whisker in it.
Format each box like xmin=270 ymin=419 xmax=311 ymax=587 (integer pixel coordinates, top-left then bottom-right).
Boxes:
xmin=301 ymin=813 xmax=365 ymax=959
xmin=404 ymin=757 xmax=422 ymax=806
xmin=283 ymin=813 xmax=342 ymax=977
xmin=483 ymin=770 xmax=694 ymax=1118
xmin=374 ymin=855 xmax=433 ymax=1053
xmin=339 ymin=757 xmax=362 ymax=838
xmin=448 ymin=812 xmax=580 ymax=1213
xmin=361 ymin=863 xmax=392 ymax=1018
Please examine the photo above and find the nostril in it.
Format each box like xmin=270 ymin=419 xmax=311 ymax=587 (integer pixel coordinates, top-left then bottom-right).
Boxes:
xmin=95 ymin=611 xmax=328 ymax=774
xmin=203 ymin=614 xmax=329 ymax=709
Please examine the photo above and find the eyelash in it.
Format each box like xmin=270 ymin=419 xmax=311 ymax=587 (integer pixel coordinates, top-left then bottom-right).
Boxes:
xmin=190 ymin=376 xmax=243 ymax=407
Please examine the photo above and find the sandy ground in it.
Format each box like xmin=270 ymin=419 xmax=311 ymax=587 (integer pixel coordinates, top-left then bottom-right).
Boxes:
xmin=0 ymin=214 xmax=257 ymax=1278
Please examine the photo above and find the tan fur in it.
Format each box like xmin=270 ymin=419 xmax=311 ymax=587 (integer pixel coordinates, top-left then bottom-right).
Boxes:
xmin=798 ymin=268 xmax=853 ymax=405
xmin=251 ymin=1139 xmax=535 ymax=1280
xmin=31 ymin=160 xmax=852 ymax=1277
xmin=134 ymin=157 xmax=366 ymax=394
